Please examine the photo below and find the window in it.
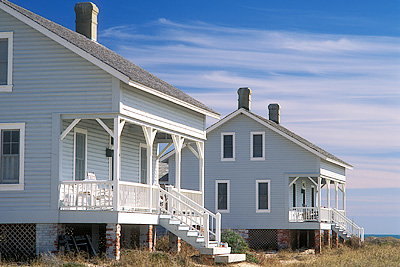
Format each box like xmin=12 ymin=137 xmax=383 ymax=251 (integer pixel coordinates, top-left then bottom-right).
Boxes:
xmin=0 ymin=32 xmax=13 ymax=92
xmin=0 ymin=123 xmax=25 ymax=190
xmin=301 ymin=181 xmax=306 ymax=207
xmin=215 ymin=180 xmax=230 ymax=212
xmin=250 ymin=132 xmax=265 ymax=160
xmin=221 ymin=132 xmax=235 ymax=161
xmin=256 ymin=180 xmax=270 ymax=212
xmin=311 ymin=186 xmax=315 ymax=207
xmin=74 ymin=128 xmax=87 ymax=181
xmin=292 ymin=183 xmax=296 ymax=207
xmin=140 ymin=143 xmax=147 ymax=184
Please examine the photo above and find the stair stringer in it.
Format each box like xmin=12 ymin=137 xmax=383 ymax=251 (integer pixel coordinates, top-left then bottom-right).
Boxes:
xmin=331 ymin=224 xmax=351 ymax=241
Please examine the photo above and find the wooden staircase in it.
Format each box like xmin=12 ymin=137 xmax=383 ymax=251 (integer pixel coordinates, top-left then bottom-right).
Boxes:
xmin=158 ymin=186 xmax=245 ymax=263
xmin=331 ymin=209 xmax=364 ymax=242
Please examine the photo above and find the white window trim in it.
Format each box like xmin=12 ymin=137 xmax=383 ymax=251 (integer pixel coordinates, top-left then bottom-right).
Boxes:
xmin=256 ymin=179 xmax=270 ymax=213
xmin=215 ymin=180 xmax=230 ymax=213
xmin=139 ymin=143 xmax=147 ymax=183
xmin=0 ymin=123 xmax=25 ymax=191
xmin=0 ymin=32 xmax=13 ymax=92
xmin=221 ymin=132 xmax=235 ymax=161
xmin=250 ymin=131 xmax=265 ymax=161
xmin=73 ymin=128 xmax=87 ymax=181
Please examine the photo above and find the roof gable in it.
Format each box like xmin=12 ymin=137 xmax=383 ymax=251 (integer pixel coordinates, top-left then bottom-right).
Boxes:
xmin=0 ymin=0 xmax=219 ymax=118
xmin=207 ymin=108 xmax=353 ymax=169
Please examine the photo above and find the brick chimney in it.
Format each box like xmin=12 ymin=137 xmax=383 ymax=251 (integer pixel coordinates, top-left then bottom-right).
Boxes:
xmin=268 ymin=103 xmax=280 ymax=124
xmin=74 ymin=2 xmax=99 ymax=41
xmin=237 ymin=87 xmax=252 ymax=111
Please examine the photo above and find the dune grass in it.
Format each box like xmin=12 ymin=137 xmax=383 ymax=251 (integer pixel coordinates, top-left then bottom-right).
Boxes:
xmin=1 ymin=236 xmax=399 ymax=266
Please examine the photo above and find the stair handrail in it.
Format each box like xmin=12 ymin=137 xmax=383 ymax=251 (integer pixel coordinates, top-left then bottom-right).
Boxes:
xmin=331 ymin=208 xmax=364 ymax=242
xmin=159 ymin=186 xmax=221 ymax=246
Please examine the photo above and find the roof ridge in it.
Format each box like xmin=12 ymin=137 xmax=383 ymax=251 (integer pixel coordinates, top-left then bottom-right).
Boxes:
xmin=1 ymin=0 xmax=218 ymax=115
xmin=207 ymin=108 xmax=352 ymax=168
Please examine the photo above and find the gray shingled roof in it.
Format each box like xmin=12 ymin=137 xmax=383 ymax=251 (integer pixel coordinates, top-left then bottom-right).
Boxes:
xmin=1 ymin=0 xmax=218 ymax=115
xmin=208 ymin=108 xmax=352 ymax=168
xmin=248 ymin=111 xmax=352 ymax=167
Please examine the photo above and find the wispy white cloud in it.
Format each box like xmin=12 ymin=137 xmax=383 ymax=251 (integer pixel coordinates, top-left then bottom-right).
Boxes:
xmin=99 ymin=20 xmax=400 ymax=189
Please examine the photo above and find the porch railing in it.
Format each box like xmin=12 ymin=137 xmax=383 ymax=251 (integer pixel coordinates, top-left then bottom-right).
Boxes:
xmin=331 ymin=208 xmax=364 ymax=242
xmin=160 ymin=186 xmax=221 ymax=247
xmin=59 ymin=180 xmax=114 ymax=210
xmin=289 ymin=207 xmax=319 ymax=222
xmin=59 ymin=181 xmax=202 ymax=212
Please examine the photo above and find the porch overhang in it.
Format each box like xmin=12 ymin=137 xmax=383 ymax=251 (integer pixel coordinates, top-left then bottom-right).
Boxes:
xmin=59 ymin=111 xmax=206 ymax=142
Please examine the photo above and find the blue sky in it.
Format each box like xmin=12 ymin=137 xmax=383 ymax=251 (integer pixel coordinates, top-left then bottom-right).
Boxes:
xmin=12 ymin=0 xmax=400 ymax=234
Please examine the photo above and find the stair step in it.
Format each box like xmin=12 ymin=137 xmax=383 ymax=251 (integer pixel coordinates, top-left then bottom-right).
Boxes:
xmin=187 ymin=230 xmax=199 ymax=237
xmin=159 ymin=214 xmax=172 ymax=219
xmin=169 ymin=220 xmax=181 ymax=225
xmin=214 ymin=254 xmax=246 ymax=263
xmin=178 ymin=225 xmax=190 ymax=231
xmin=199 ymin=246 xmax=231 ymax=255
xmin=196 ymin=237 xmax=205 ymax=243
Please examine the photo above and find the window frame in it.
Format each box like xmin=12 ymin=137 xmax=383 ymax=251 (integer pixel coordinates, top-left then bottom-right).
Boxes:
xmin=220 ymin=132 xmax=235 ymax=161
xmin=73 ymin=128 xmax=87 ymax=181
xmin=256 ymin=179 xmax=271 ymax=213
xmin=250 ymin=131 xmax=265 ymax=161
xmin=311 ymin=186 xmax=316 ymax=207
xmin=292 ymin=182 xmax=296 ymax=207
xmin=139 ymin=143 xmax=147 ymax=184
xmin=215 ymin=180 xmax=230 ymax=213
xmin=0 ymin=32 xmax=13 ymax=92
xmin=0 ymin=123 xmax=25 ymax=191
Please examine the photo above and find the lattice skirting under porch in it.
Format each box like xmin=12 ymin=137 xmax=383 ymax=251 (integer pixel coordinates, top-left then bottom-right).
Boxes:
xmin=0 ymin=224 xmax=36 ymax=259
xmin=248 ymin=229 xmax=278 ymax=250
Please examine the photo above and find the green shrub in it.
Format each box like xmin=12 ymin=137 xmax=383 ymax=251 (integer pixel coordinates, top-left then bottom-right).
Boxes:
xmin=245 ymin=252 xmax=259 ymax=263
xmin=221 ymin=229 xmax=249 ymax=254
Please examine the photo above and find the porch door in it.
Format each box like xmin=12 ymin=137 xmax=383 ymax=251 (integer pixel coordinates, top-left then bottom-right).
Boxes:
xmin=75 ymin=132 xmax=86 ymax=181
xmin=140 ymin=146 xmax=147 ymax=184
xmin=301 ymin=182 xmax=306 ymax=207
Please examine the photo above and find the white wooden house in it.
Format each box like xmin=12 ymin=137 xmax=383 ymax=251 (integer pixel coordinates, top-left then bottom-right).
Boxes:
xmin=162 ymin=88 xmax=364 ymax=252
xmin=0 ymin=1 xmax=238 ymax=261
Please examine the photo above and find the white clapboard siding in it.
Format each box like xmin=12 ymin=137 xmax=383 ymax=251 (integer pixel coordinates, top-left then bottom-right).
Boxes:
xmin=121 ymin=83 xmax=205 ymax=132
xmin=0 ymin=9 xmax=112 ymax=217
xmin=173 ymin=113 xmax=321 ymax=230
xmin=321 ymin=160 xmax=346 ymax=182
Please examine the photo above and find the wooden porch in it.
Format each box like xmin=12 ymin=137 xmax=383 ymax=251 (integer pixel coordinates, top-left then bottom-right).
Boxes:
xmin=288 ymin=176 xmax=364 ymax=241
xmin=58 ymin=180 xmax=202 ymax=212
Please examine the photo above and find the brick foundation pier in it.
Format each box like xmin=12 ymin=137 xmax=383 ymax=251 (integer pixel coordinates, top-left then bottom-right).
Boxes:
xmin=106 ymin=223 xmax=121 ymax=260
xmin=277 ymin=229 xmax=291 ymax=249
xmin=314 ymin=230 xmax=321 ymax=253
xmin=36 ymin=223 xmax=65 ymax=255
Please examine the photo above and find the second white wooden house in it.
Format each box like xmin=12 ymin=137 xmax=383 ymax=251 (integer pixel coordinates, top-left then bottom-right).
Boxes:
xmin=162 ymin=88 xmax=364 ymax=252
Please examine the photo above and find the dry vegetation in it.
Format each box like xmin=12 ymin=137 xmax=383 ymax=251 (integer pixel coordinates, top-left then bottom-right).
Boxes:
xmin=1 ymin=236 xmax=399 ymax=267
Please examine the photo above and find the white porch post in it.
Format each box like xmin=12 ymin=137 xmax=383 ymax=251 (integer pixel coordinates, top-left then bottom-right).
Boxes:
xmin=196 ymin=141 xmax=205 ymax=207
xmin=318 ymin=176 xmax=321 ymax=222
xmin=172 ymin=135 xmax=184 ymax=191
xmin=142 ymin=126 xmax=157 ymax=212
xmin=335 ymin=181 xmax=339 ymax=210
xmin=326 ymin=178 xmax=330 ymax=210
xmin=113 ymin=117 xmax=123 ymax=211
xmin=342 ymin=184 xmax=346 ymax=213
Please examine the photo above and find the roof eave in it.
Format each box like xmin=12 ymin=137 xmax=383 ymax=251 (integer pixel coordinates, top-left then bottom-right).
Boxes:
xmin=0 ymin=1 xmax=219 ymax=119
xmin=128 ymin=80 xmax=220 ymax=119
